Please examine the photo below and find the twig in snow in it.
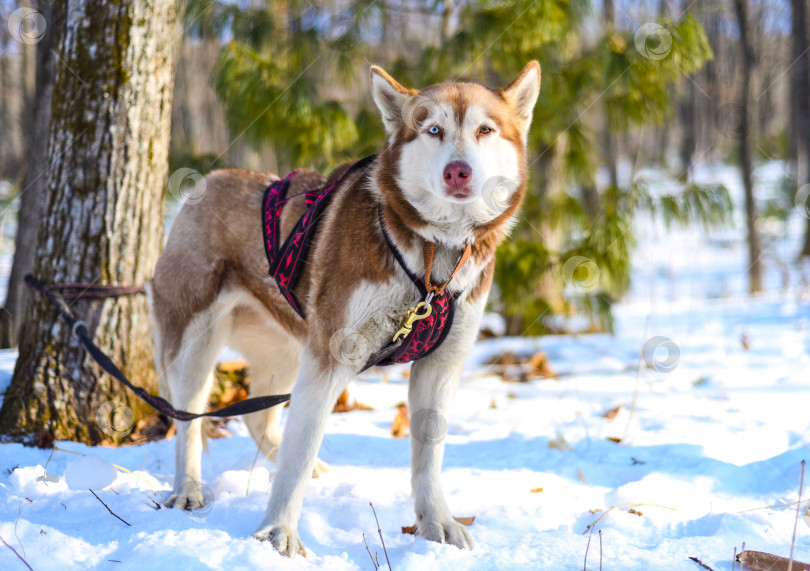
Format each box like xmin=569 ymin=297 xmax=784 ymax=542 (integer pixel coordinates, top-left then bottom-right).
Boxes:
xmin=363 ymin=533 xmax=379 ymax=569
xmin=135 ymin=442 xmax=151 ymax=491
xmin=688 ymin=556 xmax=715 ymax=570
xmin=0 ymin=534 xmax=33 ymax=570
xmin=789 ymin=460 xmax=806 ymax=571
xmin=370 ymin=502 xmax=392 ymax=571
xmin=89 ymin=489 xmax=131 ymax=527
xmin=15 ymin=500 xmax=25 ymax=560
xmin=737 ymin=499 xmax=809 ymax=514
xmin=584 ymin=525 xmax=593 ymax=571
xmin=598 ymin=529 xmax=603 ymax=571
xmin=246 ymin=429 xmax=265 ymax=496
xmin=732 ymin=546 xmax=737 ymax=571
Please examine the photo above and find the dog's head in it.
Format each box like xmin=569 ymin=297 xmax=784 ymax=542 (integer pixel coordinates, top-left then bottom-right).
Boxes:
xmin=371 ymin=62 xmax=541 ymax=241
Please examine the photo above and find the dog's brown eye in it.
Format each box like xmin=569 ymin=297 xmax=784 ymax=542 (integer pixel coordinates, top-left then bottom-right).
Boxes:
xmin=478 ymin=125 xmax=493 ymax=136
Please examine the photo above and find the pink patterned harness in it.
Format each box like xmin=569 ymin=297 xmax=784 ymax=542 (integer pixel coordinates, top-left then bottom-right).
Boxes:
xmin=261 ymin=157 xmax=458 ymax=369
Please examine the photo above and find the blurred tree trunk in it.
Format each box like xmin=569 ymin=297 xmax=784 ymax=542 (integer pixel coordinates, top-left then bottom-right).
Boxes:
xmin=733 ymin=0 xmax=762 ymax=293
xmin=601 ymin=0 xmax=618 ymax=189
xmin=679 ymin=0 xmax=697 ymax=182
xmin=0 ymin=1 xmax=56 ymax=349
xmin=0 ymin=0 xmax=182 ymax=445
xmin=791 ymin=0 xmax=810 ymax=257
xmin=0 ymin=16 xmax=9 ymax=176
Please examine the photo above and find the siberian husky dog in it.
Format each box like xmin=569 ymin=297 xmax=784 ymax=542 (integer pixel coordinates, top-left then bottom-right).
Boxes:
xmin=147 ymin=61 xmax=540 ymax=556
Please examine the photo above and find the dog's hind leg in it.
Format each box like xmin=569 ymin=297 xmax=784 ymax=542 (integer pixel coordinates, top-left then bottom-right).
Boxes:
xmin=162 ymin=302 xmax=229 ymax=510
xmin=228 ymin=307 xmax=328 ymax=478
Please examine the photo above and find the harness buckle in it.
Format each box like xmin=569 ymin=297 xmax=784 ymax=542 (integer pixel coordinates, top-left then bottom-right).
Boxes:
xmin=392 ymin=301 xmax=433 ymax=342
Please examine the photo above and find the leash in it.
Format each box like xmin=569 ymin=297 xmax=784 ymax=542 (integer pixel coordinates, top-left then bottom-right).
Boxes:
xmin=23 ymin=274 xmax=291 ymax=421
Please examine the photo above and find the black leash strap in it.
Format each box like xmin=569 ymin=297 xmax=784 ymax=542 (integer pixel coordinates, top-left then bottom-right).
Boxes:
xmin=24 ymin=274 xmax=291 ymax=421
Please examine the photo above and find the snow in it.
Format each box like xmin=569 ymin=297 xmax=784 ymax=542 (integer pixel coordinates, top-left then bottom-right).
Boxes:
xmin=2 ymin=161 xmax=810 ymax=570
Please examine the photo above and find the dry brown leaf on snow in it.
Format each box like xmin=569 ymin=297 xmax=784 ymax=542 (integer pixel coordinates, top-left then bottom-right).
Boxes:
xmin=391 ymin=403 xmax=410 ymax=438
xmin=606 ymin=436 xmax=622 ymax=444
xmin=548 ymin=434 xmax=572 ymax=451
xmin=628 ymin=508 xmax=643 ymax=517
xmin=602 ymin=405 xmax=623 ymax=420
xmin=485 ymin=351 xmax=525 ymax=366
xmin=528 ymin=351 xmax=556 ymax=378
xmin=530 ymin=487 xmax=544 ymax=493
xmin=737 ymin=550 xmax=810 ymax=571
xmin=333 ymin=388 xmax=374 ymax=413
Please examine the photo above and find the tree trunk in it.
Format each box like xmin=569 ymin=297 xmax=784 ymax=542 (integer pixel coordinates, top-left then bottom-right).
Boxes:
xmin=0 ymin=1 xmax=56 ymax=349
xmin=601 ymin=0 xmax=618 ymax=189
xmin=0 ymin=0 xmax=182 ymax=445
xmin=791 ymin=0 xmax=810 ymax=257
xmin=733 ymin=0 xmax=762 ymax=293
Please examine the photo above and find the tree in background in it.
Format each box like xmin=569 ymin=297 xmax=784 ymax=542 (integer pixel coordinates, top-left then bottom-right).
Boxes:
xmin=0 ymin=0 xmax=182 ymax=444
xmin=0 ymin=0 xmax=55 ymax=348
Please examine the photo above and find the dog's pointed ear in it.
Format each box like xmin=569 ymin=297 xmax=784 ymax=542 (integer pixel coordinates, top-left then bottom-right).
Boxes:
xmin=501 ymin=61 xmax=541 ymax=132
xmin=370 ymin=66 xmax=416 ymax=134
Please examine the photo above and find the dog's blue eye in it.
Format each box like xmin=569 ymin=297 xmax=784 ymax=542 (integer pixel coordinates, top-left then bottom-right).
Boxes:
xmin=428 ymin=125 xmax=440 ymax=135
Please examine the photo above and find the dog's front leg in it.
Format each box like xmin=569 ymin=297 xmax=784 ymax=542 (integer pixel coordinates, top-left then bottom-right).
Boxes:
xmin=408 ymin=354 xmax=474 ymax=549
xmin=253 ymin=351 xmax=350 ymax=557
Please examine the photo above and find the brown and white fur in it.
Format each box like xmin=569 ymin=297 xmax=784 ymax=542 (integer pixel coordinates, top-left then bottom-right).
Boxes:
xmin=147 ymin=62 xmax=541 ymax=556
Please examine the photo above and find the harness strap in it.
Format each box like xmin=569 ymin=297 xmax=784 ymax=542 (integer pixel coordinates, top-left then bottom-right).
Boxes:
xmin=423 ymin=241 xmax=472 ymax=297
xmin=377 ymin=204 xmax=427 ymax=295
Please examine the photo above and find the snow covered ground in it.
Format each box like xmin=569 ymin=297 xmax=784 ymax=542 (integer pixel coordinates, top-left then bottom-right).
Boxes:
xmin=2 ymin=161 xmax=810 ymax=570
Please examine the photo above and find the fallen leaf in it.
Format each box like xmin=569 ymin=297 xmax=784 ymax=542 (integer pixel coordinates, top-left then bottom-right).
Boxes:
xmin=737 ymin=550 xmax=810 ymax=571
xmin=489 ymin=399 xmax=497 ymax=409
xmin=401 ymin=524 xmax=417 ymax=535
xmin=530 ymin=487 xmax=544 ymax=493
xmin=628 ymin=508 xmax=643 ymax=517
xmin=741 ymin=333 xmax=750 ymax=350
xmin=577 ymin=469 xmax=589 ymax=483
xmin=606 ymin=436 xmax=622 ymax=444
xmin=391 ymin=403 xmax=410 ymax=438
xmin=528 ymin=351 xmax=556 ymax=378
xmin=602 ymin=406 xmax=622 ymax=420
xmin=548 ymin=434 xmax=572 ymax=451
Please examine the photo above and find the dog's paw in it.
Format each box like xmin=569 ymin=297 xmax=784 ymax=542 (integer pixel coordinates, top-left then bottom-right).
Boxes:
xmin=312 ymin=458 xmax=329 ymax=479
xmin=419 ymin=519 xmax=475 ymax=550
xmin=254 ymin=525 xmax=307 ymax=557
xmin=164 ymin=483 xmax=205 ymax=510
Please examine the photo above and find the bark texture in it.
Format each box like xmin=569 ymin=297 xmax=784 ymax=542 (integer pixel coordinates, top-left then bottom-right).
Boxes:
xmin=0 ymin=0 xmax=181 ymax=444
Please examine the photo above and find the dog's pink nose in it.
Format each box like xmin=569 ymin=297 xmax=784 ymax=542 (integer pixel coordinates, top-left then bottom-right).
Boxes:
xmin=443 ymin=161 xmax=472 ymax=189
